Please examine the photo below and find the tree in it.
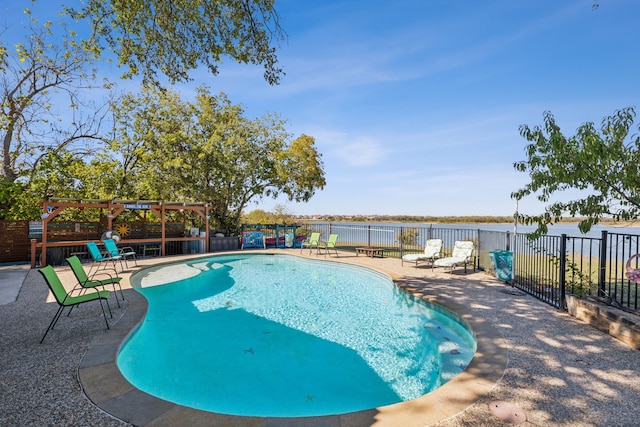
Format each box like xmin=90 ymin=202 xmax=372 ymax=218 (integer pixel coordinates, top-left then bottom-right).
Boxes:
xmin=398 ymin=227 xmax=419 ymax=246
xmin=190 ymin=88 xmax=325 ymax=231
xmin=512 ymin=107 xmax=640 ymax=235
xmin=1 ymin=14 xmax=110 ymax=182
xmin=270 ymin=204 xmax=296 ymax=224
xmin=96 ymin=86 xmax=193 ymax=199
xmin=243 ymin=204 xmax=296 ymax=224
xmin=0 ymin=0 xmax=288 ymax=219
xmin=0 ymin=12 xmax=115 ymax=219
xmin=64 ymin=0 xmax=285 ymax=85
xmin=106 ymin=85 xmax=325 ymax=232
xmin=243 ymin=209 xmax=270 ymax=224
xmin=0 ymin=179 xmax=26 ymax=219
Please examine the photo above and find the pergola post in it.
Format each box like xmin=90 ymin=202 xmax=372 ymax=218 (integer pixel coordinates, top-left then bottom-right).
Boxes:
xmin=161 ymin=202 xmax=166 ymax=256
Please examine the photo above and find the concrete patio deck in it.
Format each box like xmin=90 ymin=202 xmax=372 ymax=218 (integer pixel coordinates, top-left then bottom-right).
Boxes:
xmin=1 ymin=250 xmax=638 ymax=426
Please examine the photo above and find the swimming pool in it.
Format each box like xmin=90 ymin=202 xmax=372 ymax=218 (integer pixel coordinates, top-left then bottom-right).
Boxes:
xmin=119 ymin=254 xmax=476 ymax=417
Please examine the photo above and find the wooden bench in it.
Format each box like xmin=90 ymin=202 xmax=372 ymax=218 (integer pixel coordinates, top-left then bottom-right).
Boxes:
xmin=355 ymin=247 xmax=384 ymax=258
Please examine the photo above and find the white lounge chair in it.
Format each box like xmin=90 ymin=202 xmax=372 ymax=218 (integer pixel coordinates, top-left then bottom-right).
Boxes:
xmin=402 ymin=239 xmax=442 ymax=267
xmin=433 ymin=241 xmax=475 ymax=273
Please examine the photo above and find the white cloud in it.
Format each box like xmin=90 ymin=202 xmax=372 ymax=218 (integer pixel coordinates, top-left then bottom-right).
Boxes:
xmin=332 ymin=137 xmax=385 ymax=167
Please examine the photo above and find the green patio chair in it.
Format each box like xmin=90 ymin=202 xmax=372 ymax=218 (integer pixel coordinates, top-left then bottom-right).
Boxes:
xmin=300 ymin=232 xmax=321 ymax=254
xmin=318 ymin=233 xmax=339 ymax=257
xmin=38 ymin=265 xmax=111 ymax=344
xmin=67 ymin=255 xmax=124 ymax=307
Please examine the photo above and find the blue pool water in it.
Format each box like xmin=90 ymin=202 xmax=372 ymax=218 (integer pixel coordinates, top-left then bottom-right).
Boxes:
xmin=118 ymin=254 xmax=476 ymax=417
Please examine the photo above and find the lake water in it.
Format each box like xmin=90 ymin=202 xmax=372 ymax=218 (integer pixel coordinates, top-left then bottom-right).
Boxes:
xmin=307 ymin=221 xmax=640 ymax=238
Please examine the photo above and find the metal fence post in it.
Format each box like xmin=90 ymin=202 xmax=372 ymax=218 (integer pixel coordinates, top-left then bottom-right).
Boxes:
xmin=400 ymin=226 xmax=404 ymax=258
xmin=559 ymin=234 xmax=567 ymax=310
xmin=367 ymin=225 xmax=371 ymax=247
xmin=599 ymin=230 xmax=608 ymax=298
xmin=476 ymin=228 xmax=481 ymax=270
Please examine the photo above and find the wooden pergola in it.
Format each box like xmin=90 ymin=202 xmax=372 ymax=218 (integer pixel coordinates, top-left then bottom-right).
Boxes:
xmin=31 ymin=198 xmax=210 ymax=267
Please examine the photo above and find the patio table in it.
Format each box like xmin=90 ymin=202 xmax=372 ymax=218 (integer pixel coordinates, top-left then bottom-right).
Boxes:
xmin=355 ymin=247 xmax=384 ymax=257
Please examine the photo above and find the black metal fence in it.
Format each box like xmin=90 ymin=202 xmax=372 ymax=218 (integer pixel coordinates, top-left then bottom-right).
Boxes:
xmin=302 ymin=222 xmax=483 ymax=260
xmin=295 ymin=222 xmax=639 ymax=314
xmin=512 ymin=230 xmax=640 ymax=312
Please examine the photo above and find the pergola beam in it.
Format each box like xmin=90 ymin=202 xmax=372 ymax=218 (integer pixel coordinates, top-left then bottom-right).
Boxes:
xmin=34 ymin=198 xmax=210 ymax=267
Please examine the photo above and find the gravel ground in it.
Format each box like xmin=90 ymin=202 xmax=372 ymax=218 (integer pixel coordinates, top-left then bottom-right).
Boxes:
xmin=1 ymin=253 xmax=639 ymax=426
xmin=0 ymin=266 xmax=128 ymax=426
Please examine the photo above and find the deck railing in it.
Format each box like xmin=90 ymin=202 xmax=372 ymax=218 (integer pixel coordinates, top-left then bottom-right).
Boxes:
xmin=29 ymin=237 xmax=205 ymax=268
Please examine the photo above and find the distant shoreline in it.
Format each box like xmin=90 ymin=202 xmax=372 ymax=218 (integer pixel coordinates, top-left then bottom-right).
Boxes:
xmin=295 ymin=215 xmax=515 ymax=224
xmin=295 ymin=215 xmax=629 ymax=226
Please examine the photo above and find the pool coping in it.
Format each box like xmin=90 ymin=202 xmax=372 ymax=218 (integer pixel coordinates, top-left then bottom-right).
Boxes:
xmin=78 ymin=254 xmax=507 ymax=427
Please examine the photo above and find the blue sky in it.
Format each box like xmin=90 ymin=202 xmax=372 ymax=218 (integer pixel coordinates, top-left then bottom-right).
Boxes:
xmin=4 ymin=1 xmax=640 ymax=217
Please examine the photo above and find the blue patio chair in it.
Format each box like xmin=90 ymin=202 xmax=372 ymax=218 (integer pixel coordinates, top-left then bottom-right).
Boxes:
xmin=241 ymin=232 xmax=266 ymax=249
xmin=102 ymin=238 xmax=138 ymax=268
xmin=86 ymin=241 xmax=123 ymax=273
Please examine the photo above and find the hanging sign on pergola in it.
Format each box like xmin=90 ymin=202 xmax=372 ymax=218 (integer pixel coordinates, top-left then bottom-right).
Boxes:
xmin=123 ymin=203 xmax=152 ymax=210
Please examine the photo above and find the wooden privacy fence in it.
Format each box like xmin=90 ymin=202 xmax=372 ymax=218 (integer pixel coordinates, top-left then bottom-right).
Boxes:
xmin=0 ymin=220 xmax=31 ymax=264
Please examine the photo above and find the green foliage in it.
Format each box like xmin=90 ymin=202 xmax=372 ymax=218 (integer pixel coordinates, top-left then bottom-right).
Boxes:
xmin=64 ymin=0 xmax=285 ymax=85
xmin=0 ymin=1 xmax=305 ymax=223
xmin=513 ymin=107 xmax=640 ymax=236
xmin=398 ymin=227 xmax=419 ymax=246
xmin=0 ymin=178 xmax=27 ymax=218
xmin=243 ymin=209 xmax=270 ymax=225
xmin=243 ymin=205 xmax=296 ymax=225
xmin=270 ymin=204 xmax=297 ymax=224
xmin=106 ymin=85 xmax=325 ymax=232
